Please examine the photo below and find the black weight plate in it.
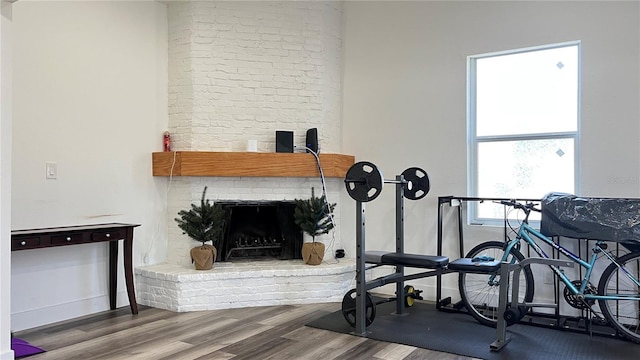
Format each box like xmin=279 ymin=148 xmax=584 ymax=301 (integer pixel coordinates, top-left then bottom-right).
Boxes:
xmin=503 ymin=306 xmax=522 ymax=326
xmin=344 ymin=161 xmax=384 ymax=202
xmin=341 ymin=288 xmax=377 ymax=327
xmin=401 ymin=167 xmax=430 ymax=200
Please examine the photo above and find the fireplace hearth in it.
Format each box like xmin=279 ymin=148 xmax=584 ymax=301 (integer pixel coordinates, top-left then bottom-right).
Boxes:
xmin=218 ymin=201 xmax=302 ymax=261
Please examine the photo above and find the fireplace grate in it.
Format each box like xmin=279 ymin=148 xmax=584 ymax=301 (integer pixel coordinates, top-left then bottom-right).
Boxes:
xmin=218 ymin=201 xmax=302 ymax=261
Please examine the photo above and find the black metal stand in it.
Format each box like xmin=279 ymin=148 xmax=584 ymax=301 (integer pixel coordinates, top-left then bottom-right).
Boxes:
xmin=353 ymin=175 xmax=408 ymax=335
xmin=491 ymin=257 xmax=574 ymax=351
xmin=354 ymin=200 xmax=368 ymax=336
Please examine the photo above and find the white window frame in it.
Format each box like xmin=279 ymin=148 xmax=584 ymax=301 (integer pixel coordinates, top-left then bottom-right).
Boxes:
xmin=467 ymin=41 xmax=581 ymax=225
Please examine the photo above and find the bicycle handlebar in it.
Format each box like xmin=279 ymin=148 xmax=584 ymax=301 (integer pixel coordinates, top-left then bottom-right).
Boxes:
xmin=497 ymin=199 xmax=541 ymax=213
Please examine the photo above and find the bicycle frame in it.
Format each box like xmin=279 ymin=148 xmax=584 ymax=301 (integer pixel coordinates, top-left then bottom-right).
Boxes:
xmin=503 ymin=222 xmax=640 ymax=302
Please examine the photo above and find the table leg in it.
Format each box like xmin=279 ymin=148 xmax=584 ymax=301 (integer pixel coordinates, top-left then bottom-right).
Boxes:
xmin=124 ymin=227 xmax=139 ymax=314
xmin=109 ymin=241 xmax=118 ymax=310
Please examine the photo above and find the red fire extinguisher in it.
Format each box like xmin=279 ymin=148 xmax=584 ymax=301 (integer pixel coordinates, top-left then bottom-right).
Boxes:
xmin=163 ymin=131 xmax=171 ymax=152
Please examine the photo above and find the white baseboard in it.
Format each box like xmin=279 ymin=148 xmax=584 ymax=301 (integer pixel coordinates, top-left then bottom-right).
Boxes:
xmin=0 ymin=349 xmax=15 ymax=360
xmin=11 ymin=291 xmax=129 ymax=332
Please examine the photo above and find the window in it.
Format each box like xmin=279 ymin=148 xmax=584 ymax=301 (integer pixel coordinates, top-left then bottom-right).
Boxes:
xmin=467 ymin=42 xmax=580 ymax=223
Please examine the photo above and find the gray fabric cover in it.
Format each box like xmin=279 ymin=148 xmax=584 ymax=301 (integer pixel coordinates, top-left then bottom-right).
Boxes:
xmin=540 ymin=192 xmax=640 ymax=252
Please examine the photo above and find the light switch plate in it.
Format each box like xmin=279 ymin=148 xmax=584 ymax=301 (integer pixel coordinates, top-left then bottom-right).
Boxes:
xmin=45 ymin=162 xmax=57 ymax=179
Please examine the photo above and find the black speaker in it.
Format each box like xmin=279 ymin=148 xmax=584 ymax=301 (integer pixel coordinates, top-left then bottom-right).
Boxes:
xmin=306 ymin=128 xmax=318 ymax=153
xmin=275 ymin=130 xmax=294 ymax=153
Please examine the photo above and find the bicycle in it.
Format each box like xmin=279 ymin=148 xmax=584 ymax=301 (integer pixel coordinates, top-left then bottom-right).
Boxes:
xmin=458 ymin=199 xmax=640 ymax=343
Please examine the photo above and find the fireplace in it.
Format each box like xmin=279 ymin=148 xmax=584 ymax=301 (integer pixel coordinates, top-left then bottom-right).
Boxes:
xmin=133 ymin=1 xmax=354 ymax=313
xmin=218 ymin=201 xmax=303 ymax=261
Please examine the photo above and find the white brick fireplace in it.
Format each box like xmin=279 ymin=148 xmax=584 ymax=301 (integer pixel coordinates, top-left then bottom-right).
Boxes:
xmin=135 ymin=1 xmax=355 ymax=311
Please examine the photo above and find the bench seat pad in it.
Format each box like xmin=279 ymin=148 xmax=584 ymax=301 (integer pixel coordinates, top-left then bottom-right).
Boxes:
xmin=365 ymin=250 xmax=391 ymax=264
xmin=365 ymin=251 xmax=449 ymax=268
xmin=448 ymin=258 xmax=502 ymax=273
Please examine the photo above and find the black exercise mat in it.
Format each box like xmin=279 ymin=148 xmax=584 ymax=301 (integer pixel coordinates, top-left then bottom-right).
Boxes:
xmin=306 ymin=301 xmax=640 ymax=360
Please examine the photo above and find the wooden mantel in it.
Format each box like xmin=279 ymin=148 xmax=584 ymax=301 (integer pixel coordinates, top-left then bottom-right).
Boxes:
xmin=152 ymin=151 xmax=355 ymax=178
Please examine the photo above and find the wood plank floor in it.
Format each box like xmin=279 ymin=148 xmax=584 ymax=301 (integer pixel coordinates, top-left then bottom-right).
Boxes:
xmin=14 ymin=302 xmax=478 ymax=360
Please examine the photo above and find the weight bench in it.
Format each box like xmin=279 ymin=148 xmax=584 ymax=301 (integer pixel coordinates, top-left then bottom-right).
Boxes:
xmin=362 ymin=251 xmax=449 ymax=296
xmin=353 ymin=250 xmax=502 ymax=336
xmin=355 ymin=251 xmax=501 ymax=332
xmin=366 ymin=250 xmax=501 ymax=273
xmin=346 ymin=163 xmax=505 ymax=335
xmin=352 ymin=250 xmax=451 ymax=334
xmin=363 ymin=251 xmax=502 ymax=297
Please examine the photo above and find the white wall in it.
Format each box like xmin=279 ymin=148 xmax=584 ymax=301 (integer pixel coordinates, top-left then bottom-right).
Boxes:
xmin=0 ymin=1 xmax=13 ymax=358
xmin=10 ymin=1 xmax=168 ymax=331
xmin=341 ymin=1 xmax=640 ymax=301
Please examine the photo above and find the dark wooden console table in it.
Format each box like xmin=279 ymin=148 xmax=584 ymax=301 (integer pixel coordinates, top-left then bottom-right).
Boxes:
xmin=11 ymin=223 xmax=140 ymax=315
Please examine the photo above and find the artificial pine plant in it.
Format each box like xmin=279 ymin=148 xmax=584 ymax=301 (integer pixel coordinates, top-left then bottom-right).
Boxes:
xmin=175 ymin=186 xmax=226 ymax=248
xmin=294 ymin=188 xmax=336 ymax=242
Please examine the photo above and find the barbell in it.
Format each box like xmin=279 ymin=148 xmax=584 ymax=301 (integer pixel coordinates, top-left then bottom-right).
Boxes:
xmin=344 ymin=161 xmax=431 ymax=202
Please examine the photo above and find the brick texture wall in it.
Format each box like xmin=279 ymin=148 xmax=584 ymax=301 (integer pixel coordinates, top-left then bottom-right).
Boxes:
xmin=168 ymin=1 xmax=343 ymax=152
xmin=136 ymin=260 xmax=355 ymax=311
xmin=166 ymin=1 xmax=345 ymax=267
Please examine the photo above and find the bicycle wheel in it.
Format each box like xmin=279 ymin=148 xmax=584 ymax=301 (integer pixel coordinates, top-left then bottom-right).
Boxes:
xmin=598 ymin=251 xmax=640 ymax=343
xmin=458 ymin=240 xmax=535 ymax=327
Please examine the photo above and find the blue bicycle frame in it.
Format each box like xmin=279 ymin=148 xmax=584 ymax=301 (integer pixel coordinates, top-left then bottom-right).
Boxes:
xmin=503 ymin=221 xmax=640 ymax=301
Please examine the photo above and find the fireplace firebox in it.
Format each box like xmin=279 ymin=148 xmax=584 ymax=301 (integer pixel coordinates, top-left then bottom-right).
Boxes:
xmin=218 ymin=201 xmax=303 ymax=261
